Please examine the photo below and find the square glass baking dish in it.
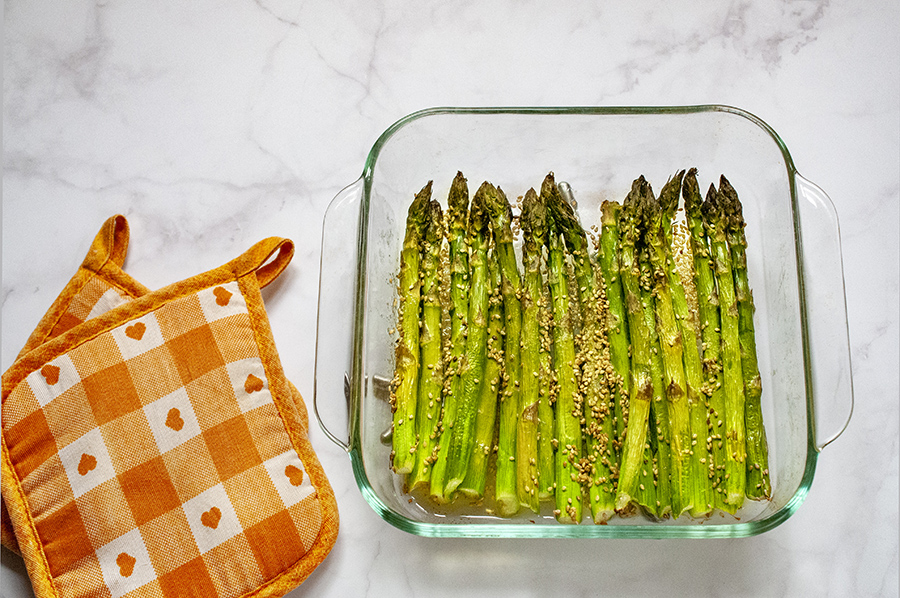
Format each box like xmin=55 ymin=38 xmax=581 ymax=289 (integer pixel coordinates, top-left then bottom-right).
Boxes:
xmin=313 ymin=105 xmax=854 ymax=538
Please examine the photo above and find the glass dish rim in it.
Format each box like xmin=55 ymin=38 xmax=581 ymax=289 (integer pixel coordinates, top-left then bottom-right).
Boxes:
xmin=349 ymin=104 xmax=818 ymax=538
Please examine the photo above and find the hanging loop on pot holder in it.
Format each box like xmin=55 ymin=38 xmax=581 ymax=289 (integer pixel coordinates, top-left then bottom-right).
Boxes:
xmin=18 ymin=215 xmax=150 ymax=360
xmin=1 ymin=233 xmax=338 ymax=598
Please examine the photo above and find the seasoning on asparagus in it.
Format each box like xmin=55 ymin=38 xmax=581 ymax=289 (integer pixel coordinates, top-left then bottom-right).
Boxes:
xmin=719 ymin=175 xmax=771 ymax=500
xmin=550 ymin=177 xmax=617 ymax=524
xmin=430 ymin=172 xmax=470 ymax=502
xmin=639 ymin=240 xmax=672 ymax=518
xmin=485 ymin=184 xmax=523 ymax=517
xmin=537 ymin=281 xmax=556 ymax=501
xmin=408 ymin=199 xmax=445 ymax=489
xmin=391 ymin=181 xmax=431 ymax=474
xmin=516 ymin=187 xmax=546 ymax=512
xmin=443 ymin=182 xmax=491 ymax=497
xmin=458 ymin=248 xmax=504 ymax=499
xmin=546 ymin=207 xmax=584 ymax=523
xmin=645 ymin=173 xmax=693 ymax=518
xmin=659 ymin=170 xmax=713 ymax=517
xmin=613 ymin=178 xmax=655 ymax=513
xmin=684 ymin=171 xmax=729 ymax=511
xmin=598 ymin=201 xmax=630 ymax=464
xmin=702 ymin=184 xmax=747 ymax=511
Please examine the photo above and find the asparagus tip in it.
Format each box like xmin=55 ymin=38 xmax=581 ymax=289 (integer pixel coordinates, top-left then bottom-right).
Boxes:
xmin=521 ymin=187 xmax=548 ymax=247
xmin=425 ymin=200 xmax=443 ymax=243
xmin=658 ymin=169 xmax=686 ymax=217
xmin=682 ymin=168 xmax=702 ymax=215
xmin=718 ymin=175 xmax=746 ymax=230
xmin=448 ymin=172 xmax=470 ymax=220
xmin=701 ymin=183 xmax=721 ymax=222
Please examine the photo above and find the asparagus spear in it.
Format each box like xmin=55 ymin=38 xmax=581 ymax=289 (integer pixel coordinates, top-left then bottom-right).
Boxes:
xmin=598 ymin=201 xmax=630 ymax=466
xmin=719 ymin=176 xmax=771 ymax=500
xmin=547 ymin=216 xmax=584 ymax=524
xmin=645 ymin=174 xmax=693 ymax=518
xmin=392 ymin=181 xmax=431 ymax=474
xmin=430 ymin=173 xmax=469 ymax=502
xmin=613 ymin=178 xmax=655 ymax=513
xmin=537 ymin=278 xmax=556 ymax=501
xmin=457 ymin=248 xmax=504 ymax=499
xmin=659 ymin=171 xmax=714 ymax=517
xmin=409 ymin=200 xmax=445 ymax=489
xmin=517 ymin=187 xmax=546 ymax=512
xmin=485 ymin=184 xmax=523 ymax=517
xmin=684 ymin=171 xmax=729 ymax=512
xmin=702 ymin=184 xmax=746 ymax=511
xmin=443 ymin=182 xmax=491 ymax=496
xmin=639 ymin=241 xmax=672 ymax=518
xmin=549 ymin=176 xmax=616 ymax=523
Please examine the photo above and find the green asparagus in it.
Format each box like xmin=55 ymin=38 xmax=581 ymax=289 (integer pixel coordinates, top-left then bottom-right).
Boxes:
xmin=517 ymin=187 xmax=546 ymax=512
xmin=550 ymin=176 xmax=617 ymax=523
xmin=444 ymin=182 xmax=491 ymax=497
xmin=684 ymin=171 xmax=729 ymax=512
xmin=430 ymin=172 xmax=470 ymax=502
xmin=485 ymin=184 xmax=524 ymax=517
xmin=639 ymin=241 xmax=672 ymax=518
xmin=458 ymin=248 xmax=504 ymax=499
xmin=409 ymin=199 xmax=445 ymax=489
xmin=702 ymin=185 xmax=746 ymax=510
xmin=547 ymin=217 xmax=584 ymax=524
xmin=598 ymin=201 xmax=630 ymax=466
xmin=392 ymin=170 xmax=768 ymax=522
xmin=613 ymin=178 xmax=654 ymax=513
xmin=659 ymin=171 xmax=714 ymax=517
xmin=537 ymin=279 xmax=556 ymax=501
xmin=719 ymin=176 xmax=770 ymax=500
xmin=392 ymin=181 xmax=431 ymax=474
xmin=645 ymin=174 xmax=693 ymax=518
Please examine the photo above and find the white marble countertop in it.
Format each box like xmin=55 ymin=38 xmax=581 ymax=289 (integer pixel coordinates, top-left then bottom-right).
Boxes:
xmin=3 ymin=1 xmax=898 ymax=596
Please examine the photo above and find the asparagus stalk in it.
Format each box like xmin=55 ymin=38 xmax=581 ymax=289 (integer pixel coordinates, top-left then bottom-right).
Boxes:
xmin=613 ymin=178 xmax=655 ymax=513
xmin=443 ymin=183 xmax=491 ymax=496
xmin=550 ymin=176 xmax=617 ymax=523
xmin=458 ymin=248 xmax=504 ymax=498
xmin=537 ymin=278 xmax=556 ymax=501
xmin=639 ymin=241 xmax=672 ymax=518
xmin=598 ymin=201 xmax=630 ymax=464
xmin=645 ymin=174 xmax=693 ymax=518
xmin=517 ymin=187 xmax=546 ymax=512
xmin=485 ymin=184 xmax=523 ymax=517
xmin=547 ymin=217 xmax=584 ymax=524
xmin=719 ymin=176 xmax=771 ymax=500
xmin=684 ymin=172 xmax=729 ymax=512
xmin=409 ymin=200 xmax=445 ymax=489
xmin=392 ymin=181 xmax=431 ymax=474
xmin=659 ymin=171 xmax=714 ymax=517
xmin=430 ymin=173 xmax=470 ymax=502
xmin=702 ymin=185 xmax=746 ymax=510
xmin=635 ymin=433 xmax=657 ymax=516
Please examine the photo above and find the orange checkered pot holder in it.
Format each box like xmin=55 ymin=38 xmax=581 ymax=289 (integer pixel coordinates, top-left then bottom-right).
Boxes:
xmin=0 ymin=216 xmax=315 ymax=556
xmin=1 ymin=220 xmax=339 ymax=598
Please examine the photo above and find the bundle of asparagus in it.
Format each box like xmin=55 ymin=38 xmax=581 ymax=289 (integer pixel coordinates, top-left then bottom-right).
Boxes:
xmin=389 ymin=168 xmax=770 ymax=524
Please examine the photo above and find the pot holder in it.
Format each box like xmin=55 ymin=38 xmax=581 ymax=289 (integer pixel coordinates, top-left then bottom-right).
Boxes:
xmin=1 ymin=217 xmax=313 ymax=555
xmin=1 ymin=221 xmax=338 ymax=598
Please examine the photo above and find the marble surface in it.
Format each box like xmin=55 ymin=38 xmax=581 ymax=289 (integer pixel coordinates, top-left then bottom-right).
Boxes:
xmin=3 ymin=1 xmax=898 ymax=596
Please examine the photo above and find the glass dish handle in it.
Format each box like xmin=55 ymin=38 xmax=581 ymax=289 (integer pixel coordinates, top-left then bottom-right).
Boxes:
xmin=794 ymin=173 xmax=855 ymax=451
xmin=313 ymin=178 xmax=365 ymax=452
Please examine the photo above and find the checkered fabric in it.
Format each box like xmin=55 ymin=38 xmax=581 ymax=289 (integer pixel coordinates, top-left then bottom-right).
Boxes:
xmin=0 ymin=274 xmax=134 ymax=555
xmin=2 ymin=234 xmax=336 ymax=598
xmin=46 ymin=276 xmax=133 ymax=342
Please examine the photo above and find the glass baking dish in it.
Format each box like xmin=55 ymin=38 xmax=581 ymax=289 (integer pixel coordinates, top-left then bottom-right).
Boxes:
xmin=313 ymin=106 xmax=854 ymax=538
